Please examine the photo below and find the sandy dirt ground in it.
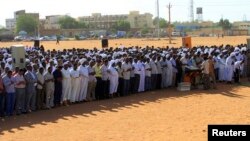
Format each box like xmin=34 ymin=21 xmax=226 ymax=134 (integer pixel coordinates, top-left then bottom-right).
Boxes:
xmin=0 ymin=36 xmax=249 ymax=50
xmin=0 ymin=82 xmax=250 ymax=141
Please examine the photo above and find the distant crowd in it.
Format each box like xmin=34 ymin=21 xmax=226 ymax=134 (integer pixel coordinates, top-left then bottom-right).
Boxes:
xmin=0 ymin=44 xmax=249 ymax=117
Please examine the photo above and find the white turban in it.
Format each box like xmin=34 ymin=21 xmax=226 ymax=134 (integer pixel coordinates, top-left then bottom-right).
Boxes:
xmin=230 ymin=52 xmax=235 ymax=57
xmin=166 ymin=54 xmax=170 ymax=58
xmin=7 ymin=58 xmax=12 ymax=62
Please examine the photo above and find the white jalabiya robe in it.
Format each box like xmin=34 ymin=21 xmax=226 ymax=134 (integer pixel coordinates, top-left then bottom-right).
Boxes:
xmin=218 ymin=57 xmax=226 ymax=81
xmin=61 ymin=68 xmax=72 ymax=101
xmin=108 ymin=66 xmax=119 ymax=94
xmin=78 ymin=65 xmax=89 ymax=101
xmin=166 ymin=60 xmax=173 ymax=87
xmin=225 ymin=57 xmax=234 ymax=82
xmin=138 ymin=61 xmax=145 ymax=92
xmin=70 ymin=69 xmax=81 ymax=102
xmin=161 ymin=61 xmax=168 ymax=88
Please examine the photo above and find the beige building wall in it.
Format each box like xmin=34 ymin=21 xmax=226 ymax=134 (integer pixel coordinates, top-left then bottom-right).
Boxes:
xmin=233 ymin=21 xmax=250 ymax=30
xmin=79 ymin=13 xmax=127 ymax=29
xmin=127 ymin=11 xmax=153 ymax=28
xmin=44 ymin=15 xmax=63 ymax=30
xmin=79 ymin=11 xmax=153 ymax=29
xmin=198 ymin=21 xmax=214 ymax=28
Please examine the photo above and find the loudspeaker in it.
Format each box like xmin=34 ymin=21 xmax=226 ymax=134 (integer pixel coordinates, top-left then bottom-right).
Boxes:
xmin=247 ymin=38 xmax=250 ymax=49
xmin=182 ymin=36 xmax=192 ymax=48
xmin=11 ymin=45 xmax=26 ymax=69
xmin=34 ymin=40 xmax=40 ymax=47
xmin=102 ymin=39 xmax=108 ymax=48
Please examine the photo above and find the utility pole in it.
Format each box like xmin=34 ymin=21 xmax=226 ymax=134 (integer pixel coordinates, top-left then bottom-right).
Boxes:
xmin=167 ymin=3 xmax=172 ymax=44
xmin=156 ymin=0 xmax=160 ymax=39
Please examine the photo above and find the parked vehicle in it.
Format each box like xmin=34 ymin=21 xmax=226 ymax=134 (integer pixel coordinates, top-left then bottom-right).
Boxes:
xmin=14 ymin=36 xmax=25 ymax=41
xmin=108 ymin=34 xmax=117 ymax=39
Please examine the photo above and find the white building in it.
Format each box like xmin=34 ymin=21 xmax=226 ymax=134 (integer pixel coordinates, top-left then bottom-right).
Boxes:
xmin=5 ymin=19 xmax=16 ymax=30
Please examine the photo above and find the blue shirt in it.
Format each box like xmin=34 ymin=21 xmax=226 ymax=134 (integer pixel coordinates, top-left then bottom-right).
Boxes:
xmin=3 ymin=75 xmax=15 ymax=93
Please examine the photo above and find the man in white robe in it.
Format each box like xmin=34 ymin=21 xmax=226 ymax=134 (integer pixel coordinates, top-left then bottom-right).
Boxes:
xmin=166 ymin=55 xmax=173 ymax=87
xmin=70 ymin=63 xmax=80 ymax=103
xmin=225 ymin=54 xmax=236 ymax=83
xmin=138 ymin=59 xmax=145 ymax=92
xmin=218 ymin=54 xmax=226 ymax=82
xmin=61 ymin=63 xmax=71 ymax=105
xmin=108 ymin=62 xmax=119 ymax=97
xmin=78 ymin=61 xmax=89 ymax=101
xmin=133 ymin=59 xmax=140 ymax=93
xmin=161 ymin=57 xmax=168 ymax=88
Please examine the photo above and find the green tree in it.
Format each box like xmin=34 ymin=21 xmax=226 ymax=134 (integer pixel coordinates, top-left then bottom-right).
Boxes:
xmin=114 ymin=20 xmax=131 ymax=31
xmin=59 ymin=16 xmax=86 ymax=29
xmin=153 ymin=17 xmax=168 ymax=28
xmin=218 ymin=19 xmax=232 ymax=31
xmin=16 ymin=14 xmax=38 ymax=35
xmin=141 ymin=27 xmax=149 ymax=34
xmin=0 ymin=28 xmax=8 ymax=33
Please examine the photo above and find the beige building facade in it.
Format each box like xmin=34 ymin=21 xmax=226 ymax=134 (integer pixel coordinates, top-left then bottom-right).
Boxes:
xmin=78 ymin=11 xmax=153 ymax=29
xmin=43 ymin=15 xmax=63 ymax=30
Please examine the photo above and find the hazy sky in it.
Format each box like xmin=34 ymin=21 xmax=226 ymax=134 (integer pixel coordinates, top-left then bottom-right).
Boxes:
xmin=1 ymin=0 xmax=250 ymax=26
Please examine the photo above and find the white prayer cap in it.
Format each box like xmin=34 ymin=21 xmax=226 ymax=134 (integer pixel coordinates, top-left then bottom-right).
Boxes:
xmin=79 ymin=58 xmax=87 ymax=64
xmin=197 ymin=48 xmax=202 ymax=52
xmin=241 ymin=47 xmax=247 ymax=52
xmin=85 ymin=53 xmax=90 ymax=58
xmin=209 ymin=48 xmax=214 ymax=53
xmin=6 ymin=58 xmax=12 ymax=62
xmin=63 ymin=61 xmax=69 ymax=66
xmin=166 ymin=54 xmax=170 ymax=58
xmin=215 ymin=49 xmax=220 ymax=53
xmin=100 ymin=54 xmax=107 ymax=58
xmin=204 ymin=48 xmax=209 ymax=53
xmin=183 ymin=48 xmax=188 ymax=52
xmin=25 ymin=59 xmax=30 ymax=63
xmin=222 ymin=50 xmax=227 ymax=53
xmin=181 ymin=53 xmax=186 ymax=57
xmin=230 ymin=52 xmax=235 ymax=57
xmin=234 ymin=47 xmax=240 ymax=52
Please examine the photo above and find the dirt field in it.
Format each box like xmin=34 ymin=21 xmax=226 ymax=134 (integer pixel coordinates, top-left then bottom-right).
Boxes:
xmin=0 ymin=82 xmax=250 ymax=141
xmin=0 ymin=36 xmax=249 ymax=50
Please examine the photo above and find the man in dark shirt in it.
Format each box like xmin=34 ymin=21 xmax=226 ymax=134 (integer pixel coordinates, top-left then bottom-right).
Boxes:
xmin=53 ymin=66 xmax=63 ymax=106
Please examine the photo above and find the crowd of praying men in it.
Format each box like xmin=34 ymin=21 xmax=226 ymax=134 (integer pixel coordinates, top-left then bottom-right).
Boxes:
xmin=0 ymin=44 xmax=249 ymax=117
